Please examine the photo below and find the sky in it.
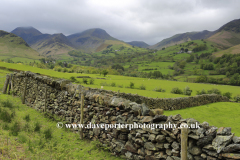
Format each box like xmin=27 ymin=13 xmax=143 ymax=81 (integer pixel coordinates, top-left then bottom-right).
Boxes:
xmin=1 ymin=0 xmax=240 ymax=45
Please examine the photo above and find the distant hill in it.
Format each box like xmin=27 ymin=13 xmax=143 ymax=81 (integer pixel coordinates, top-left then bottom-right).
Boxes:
xmin=12 ymin=27 xmax=131 ymax=54
xmin=207 ymin=19 xmax=240 ymax=48
xmin=11 ymin=27 xmax=42 ymax=45
xmin=126 ymin=41 xmax=149 ymax=48
xmin=150 ymin=30 xmax=215 ymax=50
xmin=0 ymin=30 xmax=42 ymax=60
xmin=11 ymin=27 xmax=74 ymax=56
xmin=67 ymin=28 xmax=122 ymax=53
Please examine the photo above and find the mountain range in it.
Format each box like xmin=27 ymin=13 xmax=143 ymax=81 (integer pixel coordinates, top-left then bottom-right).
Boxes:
xmin=11 ymin=27 xmax=130 ymax=56
xmin=150 ymin=18 xmax=240 ymax=50
xmin=2 ymin=18 xmax=240 ymax=60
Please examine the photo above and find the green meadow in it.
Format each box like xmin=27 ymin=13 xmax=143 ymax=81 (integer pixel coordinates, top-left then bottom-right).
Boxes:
xmin=165 ymin=102 xmax=240 ymax=136
xmin=0 ymin=62 xmax=239 ymax=99
xmin=0 ymin=94 xmax=124 ymax=160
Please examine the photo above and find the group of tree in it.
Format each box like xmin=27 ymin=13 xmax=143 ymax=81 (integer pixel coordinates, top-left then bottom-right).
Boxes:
xmin=192 ymin=44 xmax=207 ymax=52
xmin=194 ymin=73 xmax=240 ymax=86
xmin=68 ymin=50 xmax=84 ymax=57
xmin=200 ymin=63 xmax=214 ymax=70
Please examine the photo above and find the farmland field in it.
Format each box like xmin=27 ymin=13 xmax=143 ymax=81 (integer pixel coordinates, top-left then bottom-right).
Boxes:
xmin=0 ymin=62 xmax=240 ymax=99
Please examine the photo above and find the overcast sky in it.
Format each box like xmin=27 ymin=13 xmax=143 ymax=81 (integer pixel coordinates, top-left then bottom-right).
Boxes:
xmin=1 ymin=0 xmax=240 ymax=45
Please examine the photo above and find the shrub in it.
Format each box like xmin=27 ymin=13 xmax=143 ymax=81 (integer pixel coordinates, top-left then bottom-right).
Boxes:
xmin=2 ymin=123 xmax=9 ymax=130
xmin=111 ymin=82 xmax=116 ymax=87
xmin=23 ymin=123 xmax=31 ymax=132
xmin=223 ymin=92 xmax=232 ymax=99
xmin=34 ymin=121 xmax=41 ymax=132
xmin=183 ymin=86 xmax=192 ymax=96
xmin=153 ymin=87 xmax=165 ymax=92
xmin=70 ymin=76 xmax=77 ymax=82
xmin=130 ymin=82 xmax=135 ymax=89
xmin=89 ymin=78 xmax=94 ymax=85
xmin=139 ymin=84 xmax=146 ymax=90
xmin=234 ymin=95 xmax=240 ymax=102
xmin=10 ymin=121 xmax=21 ymax=136
xmin=1 ymin=100 xmax=14 ymax=109
xmin=195 ymin=75 xmax=207 ymax=83
xmin=171 ymin=87 xmax=183 ymax=94
xmin=23 ymin=114 xmax=30 ymax=122
xmin=207 ymin=88 xmax=221 ymax=95
xmin=82 ymin=78 xmax=88 ymax=84
xmin=44 ymin=128 xmax=52 ymax=140
xmin=196 ymin=89 xmax=207 ymax=95
xmin=0 ymin=109 xmax=14 ymax=123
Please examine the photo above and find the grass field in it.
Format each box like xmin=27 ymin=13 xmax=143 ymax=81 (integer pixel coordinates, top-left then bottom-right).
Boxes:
xmin=0 ymin=62 xmax=239 ymax=99
xmin=165 ymin=102 xmax=240 ymax=136
xmin=0 ymin=94 xmax=124 ymax=160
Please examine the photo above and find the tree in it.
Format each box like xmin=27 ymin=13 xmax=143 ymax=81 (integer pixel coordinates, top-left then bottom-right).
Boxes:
xmin=102 ymin=70 xmax=108 ymax=77
xmin=185 ymin=48 xmax=188 ymax=52
xmin=179 ymin=61 xmax=186 ymax=69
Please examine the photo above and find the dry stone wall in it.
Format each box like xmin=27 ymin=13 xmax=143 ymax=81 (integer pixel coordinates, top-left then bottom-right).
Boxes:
xmin=10 ymin=71 xmax=240 ymax=160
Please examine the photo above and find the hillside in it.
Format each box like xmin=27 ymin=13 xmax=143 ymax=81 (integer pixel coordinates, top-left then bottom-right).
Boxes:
xmin=150 ymin=30 xmax=215 ymax=50
xmin=30 ymin=33 xmax=74 ymax=56
xmin=0 ymin=30 xmax=42 ymax=61
xmin=207 ymin=19 xmax=240 ymax=48
xmin=11 ymin=27 xmax=74 ymax=56
xmin=126 ymin=41 xmax=150 ymax=48
xmin=213 ymin=43 xmax=240 ymax=57
xmin=67 ymin=28 xmax=128 ymax=53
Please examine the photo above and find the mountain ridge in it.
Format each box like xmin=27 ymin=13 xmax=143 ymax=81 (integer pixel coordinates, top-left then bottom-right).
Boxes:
xmin=126 ymin=41 xmax=149 ymax=48
xmin=0 ymin=30 xmax=42 ymax=60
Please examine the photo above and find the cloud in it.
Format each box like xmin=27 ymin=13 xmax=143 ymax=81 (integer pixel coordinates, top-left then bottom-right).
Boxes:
xmin=0 ymin=0 xmax=240 ymax=45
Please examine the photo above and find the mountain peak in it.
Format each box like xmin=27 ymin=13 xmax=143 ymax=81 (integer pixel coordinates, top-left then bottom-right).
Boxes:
xmin=11 ymin=26 xmax=42 ymax=36
xmin=127 ymin=41 xmax=150 ymax=48
xmin=218 ymin=18 xmax=240 ymax=33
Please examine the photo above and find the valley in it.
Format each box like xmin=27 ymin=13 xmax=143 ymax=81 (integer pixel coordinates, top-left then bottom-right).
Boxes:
xmin=0 ymin=17 xmax=240 ymax=160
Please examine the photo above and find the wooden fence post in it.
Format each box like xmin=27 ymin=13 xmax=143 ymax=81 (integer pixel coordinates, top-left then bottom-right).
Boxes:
xmin=44 ymin=84 xmax=47 ymax=112
xmin=181 ymin=123 xmax=188 ymax=160
xmin=2 ymin=75 xmax=10 ymax=94
xmin=80 ymin=93 xmax=84 ymax=140
xmin=11 ymin=75 xmax=14 ymax=96
xmin=22 ymin=77 xmax=28 ymax=104
xmin=7 ymin=74 xmax=12 ymax=95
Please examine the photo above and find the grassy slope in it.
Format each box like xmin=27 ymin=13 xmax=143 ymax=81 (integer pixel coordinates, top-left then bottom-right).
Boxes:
xmin=207 ymin=30 xmax=240 ymax=48
xmin=0 ymin=62 xmax=240 ymax=99
xmin=0 ymin=68 xmax=123 ymax=159
xmin=213 ymin=44 xmax=240 ymax=57
xmin=165 ymin=102 xmax=240 ymax=136
xmin=0 ymin=31 xmax=43 ymax=62
xmin=0 ymin=94 xmax=124 ymax=160
xmin=122 ymin=40 xmax=220 ymax=76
